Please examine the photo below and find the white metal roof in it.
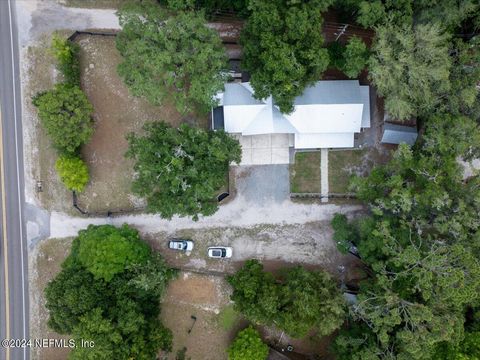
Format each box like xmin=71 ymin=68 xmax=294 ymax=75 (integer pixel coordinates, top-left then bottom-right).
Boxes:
xmin=219 ymin=81 xmax=370 ymax=149
xmin=294 ymin=133 xmax=354 ymax=149
xmin=285 ymin=104 xmax=364 ymax=133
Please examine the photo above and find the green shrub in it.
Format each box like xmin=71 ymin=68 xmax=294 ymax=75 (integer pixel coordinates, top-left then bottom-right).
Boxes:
xmin=328 ymin=37 xmax=369 ymax=78
xmin=33 ymin=83 xmax=94 ymax=154
xmin=51 ymin=34 xmax=81 ymax=86
xmin=55 ymin=155 xmax=89 ymax=192
xmin=228 ymin=326 xmax=269 ymax=360
xmin=342 ymin=36 xmax=369 ymax=78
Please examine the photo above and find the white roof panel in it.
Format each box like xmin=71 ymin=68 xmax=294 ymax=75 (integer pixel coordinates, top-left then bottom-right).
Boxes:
xmin=294 ymin=133 xmax=355 ymax=149
xmin=223 ymin=105 xmax=262 ymax=133
xmin=286 ymin=104 xmax=364 ymax=133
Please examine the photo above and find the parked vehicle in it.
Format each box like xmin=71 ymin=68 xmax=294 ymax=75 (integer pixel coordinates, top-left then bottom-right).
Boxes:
xmin=168 ymin=239 xmax=194 ymax=252
xmin=207 ymin=246 xmax=232 ymax=259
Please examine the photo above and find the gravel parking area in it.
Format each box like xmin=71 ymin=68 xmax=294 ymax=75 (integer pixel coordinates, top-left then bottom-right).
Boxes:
xmin=147 ymin=221 xmax=354 ymax=276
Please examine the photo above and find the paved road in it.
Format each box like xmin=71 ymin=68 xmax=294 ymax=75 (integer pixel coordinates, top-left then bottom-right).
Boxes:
xmin=0 ymin=0 xmax=30 ymax=359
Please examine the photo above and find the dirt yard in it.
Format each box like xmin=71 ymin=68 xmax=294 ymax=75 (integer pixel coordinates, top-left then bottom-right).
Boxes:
xmin=23 ymin=33 xmax=75 ymax=213
xmin=160 ymin=272 xmax=247 ymax=360
xmin=29 ymin=237 xmax=74 ymax=360
xmin=29 ymin=237 xmax=246 ymax=360
xmin=25 ymin=33 xmax=208 ymax=213
xmin=75 ymin=34 xmax=209 ymax=213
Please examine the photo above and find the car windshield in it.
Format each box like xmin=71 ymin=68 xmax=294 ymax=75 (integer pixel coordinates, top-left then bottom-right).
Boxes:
xmin=212 ymin=249 xmax=223 ymax=257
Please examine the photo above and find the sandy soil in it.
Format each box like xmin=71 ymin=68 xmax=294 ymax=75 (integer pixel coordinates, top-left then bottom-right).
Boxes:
xmin=21 ymin=33 xmax=74 ymax=213
xmin=29 ymin=237 xmax=245 ymax=360
xmin=75 ymin=35 xmax=196 ymax=213
xmin=160 ymin=272 xmax=246 ymax=360
xmin=146 ymin=222 xmax=352 ymax=276
xmin=29 ymin=237 xmax=74 ymax=360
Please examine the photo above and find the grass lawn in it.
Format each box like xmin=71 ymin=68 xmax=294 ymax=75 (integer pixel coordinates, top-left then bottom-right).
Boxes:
xmin=328 ymin=149 xmax=367 ymax=194
xmin=290 ymin=152 xmax=321 ymax=193
xmin=218 ymin=305 xmax=240 ymax=331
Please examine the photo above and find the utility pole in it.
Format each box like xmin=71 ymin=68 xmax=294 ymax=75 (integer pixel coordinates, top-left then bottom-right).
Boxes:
xmin=335 ymin=24 xmax=349 ymax=41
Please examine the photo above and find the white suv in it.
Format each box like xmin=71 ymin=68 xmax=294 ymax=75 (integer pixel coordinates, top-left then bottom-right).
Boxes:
xmin=207 ymin=247 xmax=232 ymax=259
xmin=168 ymin=239 xmax=194 ymax=252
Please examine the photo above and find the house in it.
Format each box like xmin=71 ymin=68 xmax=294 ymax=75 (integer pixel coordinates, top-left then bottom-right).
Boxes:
xmin=212 ymin=80 xmax=371 ymax=165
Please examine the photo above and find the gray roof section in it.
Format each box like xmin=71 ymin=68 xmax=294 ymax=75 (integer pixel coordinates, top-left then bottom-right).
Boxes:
xmin=223 ymin=83 xmax=264 ymax=106
xmin=294 ymin=80 xmax=362 ymax=105
xmin=381 ymin=123 xmax=418 ymax=145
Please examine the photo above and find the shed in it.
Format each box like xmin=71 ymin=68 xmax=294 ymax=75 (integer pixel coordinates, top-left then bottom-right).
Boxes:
xmin=381 ymin=123 xmax=418 ymax=145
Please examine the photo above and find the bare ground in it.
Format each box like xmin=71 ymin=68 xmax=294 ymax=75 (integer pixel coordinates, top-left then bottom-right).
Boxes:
xmin=75 ymin=35 xmax=208 ymax=213
xmin=22 ymin=32 xmax=75 ymax=213
xmin=76 ymin=35 xmax=174 ymax=212
xmin=160 ymin=272 xmax=247 ymax=360
xmin=29 ymin=237 xmax=245 ymax=360
xmin=29 ymin=237 xmax=74 ymax=360
xmin=145 ymin=221 xmax=358 ymax=277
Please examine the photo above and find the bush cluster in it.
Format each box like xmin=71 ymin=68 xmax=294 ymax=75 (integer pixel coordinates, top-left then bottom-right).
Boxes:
xmin=33 ymin=35 xmax=93 ymax=193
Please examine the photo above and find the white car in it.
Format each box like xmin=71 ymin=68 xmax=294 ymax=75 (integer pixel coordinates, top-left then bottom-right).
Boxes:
xmin=207 ymin=246 xmax=232 ymax=259
xmin=168 ymin=239 xmax=194 ymax=252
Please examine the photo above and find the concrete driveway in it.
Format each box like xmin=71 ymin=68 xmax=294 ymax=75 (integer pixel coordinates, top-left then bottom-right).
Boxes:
xmin=234 ymin=134 xmax=292 ymax=165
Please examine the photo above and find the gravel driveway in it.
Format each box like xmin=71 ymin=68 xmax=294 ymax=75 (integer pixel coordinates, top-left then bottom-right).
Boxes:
xmin=233 ymin=165 xmax=290 ymax=203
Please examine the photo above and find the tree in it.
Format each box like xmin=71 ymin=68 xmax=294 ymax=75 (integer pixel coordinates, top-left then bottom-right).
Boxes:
xmin=227 ymin=260 xmax=280 ymax=325
xmin=351 ymin=0 xmax=479 ymax=30
xmin=159 ymin=0 xmax=249 ymax=17
xmin=116 ymin=1 xmax=229 ymax=114
xmin=75 ymin=224 xmax=151 ymax=282
xmin=342 ymin=37 xmax=369 ymax=78
xmin=278 ymin=266 xmax=346 ymax=337
xmin=228 ymin=326 xmax=269 ymax=360
xmin=51 ymin=34 xmax=80 ymax=86
xmin=331 ymin=116 xmax=480 ymax=359
xmin=45 ymin=263 xmax=110 ymax=334
xmin=55 ymin=155 xmax=89 ymax=192
xmin=240 ymin=0 xmax=332 ymax=113
xmin=126 ymin=121 xmax=241 ymax=220
xmin=32 ymin=83 xmax=93 ymax=154
xmin=327 ymin=37 xmax=369 ymax=79
xmin=434 ymin=309 xmax=480 ymax=359
xmin=45 ymin=224 xmax=174 ymax=359
xmin=442 ymin=36 xmax=480 ymax=119
xmin=369 ymin=22 xmax=451 ymax=120
xmin=228 ymin=260 xmax=345 ymax=338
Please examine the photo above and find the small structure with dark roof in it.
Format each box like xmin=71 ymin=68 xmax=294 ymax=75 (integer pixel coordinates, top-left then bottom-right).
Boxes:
xmin=381 ymin=123 xmax=418 ymax=146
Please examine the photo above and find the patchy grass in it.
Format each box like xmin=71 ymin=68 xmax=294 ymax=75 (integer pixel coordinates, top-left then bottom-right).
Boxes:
xmin=290 ymin=152 xmax=321 ymax=193
xmin=328 ymin=149 xmax=366 ymax=194
xmin=328 ymin=148 xmax=391 ymax=194
xmin=58 ymin=0 xmax=129 ymax=9
xmin=218 ymin=305 xmax=240 ymax=331
xmin=75 ymin=34 xmax=208 ymax=213
xmin=30 ymin=238 xmax=74 ymax=360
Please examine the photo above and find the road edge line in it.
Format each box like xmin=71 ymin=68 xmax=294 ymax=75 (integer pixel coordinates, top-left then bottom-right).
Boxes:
xmin=0 ymin=107 xmax=11 ymax=360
